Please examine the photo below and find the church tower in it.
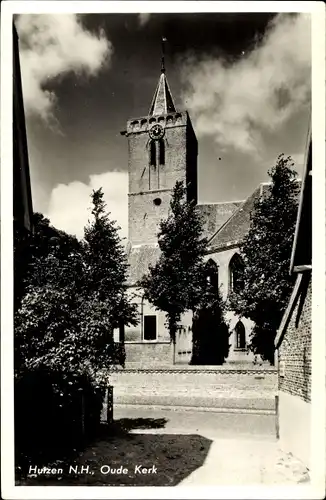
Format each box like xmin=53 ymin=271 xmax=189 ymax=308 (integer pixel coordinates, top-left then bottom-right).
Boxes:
xmin=122 ymin=52 xmax=198 ymax=247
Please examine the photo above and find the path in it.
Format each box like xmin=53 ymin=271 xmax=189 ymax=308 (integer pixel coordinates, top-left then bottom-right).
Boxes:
xmin=24 ymin=405 xmax=309 ymax=487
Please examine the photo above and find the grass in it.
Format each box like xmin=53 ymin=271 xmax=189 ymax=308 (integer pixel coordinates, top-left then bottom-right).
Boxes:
xmin=19 ymin=418 xmax=213 ymax=486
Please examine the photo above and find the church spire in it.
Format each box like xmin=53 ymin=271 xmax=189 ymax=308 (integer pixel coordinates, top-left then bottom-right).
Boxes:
xmin=149 ymin=37 xmax=177 ymax=116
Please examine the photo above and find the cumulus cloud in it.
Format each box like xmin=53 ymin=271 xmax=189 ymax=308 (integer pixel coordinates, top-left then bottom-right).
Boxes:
xmin=46 ymin=172 xmax=128 ymax=241
xmin=16 ymin=14 xmax=113 ymax=122
xmin=138 ymin=13 xmax=151 ymax=27
xmin=181 ymin=14 xmax=311 ymax=155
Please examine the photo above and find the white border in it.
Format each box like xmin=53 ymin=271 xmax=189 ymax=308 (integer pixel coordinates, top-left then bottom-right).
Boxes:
xmin=1 ymin=2 xmax=325 ymax=499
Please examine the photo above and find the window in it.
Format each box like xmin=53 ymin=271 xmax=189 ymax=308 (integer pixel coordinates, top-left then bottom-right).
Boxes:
xmin=205 ymin=259 xmax=219 ymax=289
xmin=149 ymin=140 xmax=156 ymax=167
xmin=143 ymin=315 xmax=157 ymax=341
xmin=235 ymin=321 xmax=246 ymax=349
xmin=229 ymin=254 xmax=244 ymax=293
xmin=159 ymin=139 xmax=165 ymax=165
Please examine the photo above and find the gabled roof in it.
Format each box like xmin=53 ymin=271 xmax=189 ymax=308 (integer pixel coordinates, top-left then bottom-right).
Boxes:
xmin=197 ymin=201 xmax=243 ymax=240
xmin=207 ymin=184 xmax=271 ymax=251
xmin=149 ymin=72 xmax=177 ymax=116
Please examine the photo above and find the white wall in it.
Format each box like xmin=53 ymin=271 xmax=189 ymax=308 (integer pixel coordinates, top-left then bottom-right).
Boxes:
xmin=278 ymin=390 xmax=311 ymax=469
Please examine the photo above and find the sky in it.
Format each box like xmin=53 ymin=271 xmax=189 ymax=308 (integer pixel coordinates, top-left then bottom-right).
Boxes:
xmin=16 ymin=12 xmax=311 ymax=240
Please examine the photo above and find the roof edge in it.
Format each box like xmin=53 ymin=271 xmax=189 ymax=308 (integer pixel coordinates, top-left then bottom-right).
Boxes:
xmin=274 ymin=274 xmax=303 ymax=349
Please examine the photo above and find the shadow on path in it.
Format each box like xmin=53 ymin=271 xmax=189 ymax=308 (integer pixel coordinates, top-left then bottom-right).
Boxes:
xmin=23 ymin=420 xmax=213 ymax=486
xmin=115 ymin=417 xmax=168 ymax=432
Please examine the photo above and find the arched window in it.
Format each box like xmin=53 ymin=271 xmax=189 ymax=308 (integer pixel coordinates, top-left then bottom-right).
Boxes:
xmin=205 ymin=259 xmax=219 ymax=289
xmin=159 ymin=139 xmax=165 ymax=165
xmin=229 ymin=253 xmax=244 ymax=293
xmin=234 ymin=321 xmax=246 ymax=349
xmin=149 ymin=140 xmax=156 ymax=167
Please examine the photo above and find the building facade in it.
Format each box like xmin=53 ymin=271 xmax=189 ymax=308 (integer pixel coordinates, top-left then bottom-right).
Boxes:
xmin=117 ymin=64 xmax=268 ymax=367
xmin=275 ymin=126 xmax=312 ymax=469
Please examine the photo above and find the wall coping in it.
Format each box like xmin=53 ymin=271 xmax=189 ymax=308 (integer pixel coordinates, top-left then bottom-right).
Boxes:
xmin=110 ymin=366 xmax=277 ymax=374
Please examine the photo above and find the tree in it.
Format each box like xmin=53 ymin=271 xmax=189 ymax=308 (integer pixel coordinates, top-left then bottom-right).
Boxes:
xmin=14 ymin=192 xmax=138 ymax=468
xmin=228 ymin=154 xmax=300 ymax=363
xmin=141 ymin=181 xmax=208 ymax=342
xmin=191 ymin=262 xmax=229 ymax=365
xmin=15 ymin=188 xmax=137 ymax=380
xmin=83 ymin=188 xmax=137 ymax=330
xmin=14 ymin=213 xmax=81 ymax=310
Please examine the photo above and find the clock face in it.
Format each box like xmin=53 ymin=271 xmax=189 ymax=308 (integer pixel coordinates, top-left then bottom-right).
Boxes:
xmin=149 ymin=123 xmax=164 ymax=140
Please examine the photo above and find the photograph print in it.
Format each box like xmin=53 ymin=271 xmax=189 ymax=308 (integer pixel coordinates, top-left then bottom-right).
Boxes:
xmin=2 ymin=2 xmax=325 ymax=499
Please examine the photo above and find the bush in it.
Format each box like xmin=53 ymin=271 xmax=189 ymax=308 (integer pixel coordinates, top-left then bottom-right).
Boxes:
xmin=15 ymin=369 xmax=106 ymax=475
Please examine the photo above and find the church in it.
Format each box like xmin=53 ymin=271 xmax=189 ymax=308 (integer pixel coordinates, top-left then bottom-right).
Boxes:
xmin=116 ymin=60 xmax=269 ymax=367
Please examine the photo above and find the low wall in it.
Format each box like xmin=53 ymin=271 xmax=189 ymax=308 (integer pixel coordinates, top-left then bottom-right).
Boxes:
xmin=109 ymin=367 xmax=277 ymax=412
xmin=278 ymin=390 xmax=311 ymax=469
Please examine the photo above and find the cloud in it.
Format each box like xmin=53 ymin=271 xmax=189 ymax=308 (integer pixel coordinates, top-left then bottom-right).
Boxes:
xmin=16 ymin=14 xmax=113 ymax=122
xmin=138 ymin=13 xmax=151 ymax=27
xmin=46 ymin=172 xmax=128 ymax=242
xmin=180 ymin=14 xmax=311 ymax=155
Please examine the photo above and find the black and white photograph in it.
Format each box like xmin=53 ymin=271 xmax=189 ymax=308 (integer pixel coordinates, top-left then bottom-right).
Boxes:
xmin=1 ymin=1 xmax=325 ymax=498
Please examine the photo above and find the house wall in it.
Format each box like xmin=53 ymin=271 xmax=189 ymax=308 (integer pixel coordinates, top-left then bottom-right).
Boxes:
xmin=116 ymin=287 xmax=192 ymax=366
xmin=278 ymin=273 xmax=312 ymax=468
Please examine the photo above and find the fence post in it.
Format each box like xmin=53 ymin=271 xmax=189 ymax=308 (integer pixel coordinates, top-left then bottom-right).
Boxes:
xmin=107 ymin=385 xmax=113 ymax=424
xmin=275 ymin=394 xmax=279 ymax=439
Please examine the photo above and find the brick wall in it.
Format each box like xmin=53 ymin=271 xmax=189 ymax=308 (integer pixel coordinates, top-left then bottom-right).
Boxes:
xmin=126 ymin=111 xmax=197 ymax=246
xmin=124 ymin=342 xmax=173 ymax=365
xmin=109 ymin=367 xmax=277 ymax=411
xmin=278 ymin=274 xmax=312 ymax=403
xmin=128 ymin=190 xmax=173 ymax=246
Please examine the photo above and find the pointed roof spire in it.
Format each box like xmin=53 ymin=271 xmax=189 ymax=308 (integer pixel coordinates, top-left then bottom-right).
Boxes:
xmin=149 ymin=37 xmax=177 ymax=116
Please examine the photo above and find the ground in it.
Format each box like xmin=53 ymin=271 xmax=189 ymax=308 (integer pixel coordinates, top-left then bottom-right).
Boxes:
xmin=22 ymin=405 xmax=310 ymax=487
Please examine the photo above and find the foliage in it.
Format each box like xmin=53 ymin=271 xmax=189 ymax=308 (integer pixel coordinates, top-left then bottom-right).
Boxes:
xmin=141 ymin=181 xmax=208 ymax=342
xmin=14 ymin=190 xmax=136 ymax=469
xmin=83 ymin=188 xmax=138 ymax=330
xmin=191 ymin=263 xmax=229 ymax=365
xmin=228 ymin=154 xmax=300 ymax=363
xmin=15 ymin=190 xmax=136 ymax=381
xmin=14 ymin=213 xmax=81 ymax=309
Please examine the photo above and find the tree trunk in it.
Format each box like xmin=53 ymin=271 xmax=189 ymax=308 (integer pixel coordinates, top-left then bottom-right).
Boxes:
xmin=168 ymin=315 xmax=177 ymax=344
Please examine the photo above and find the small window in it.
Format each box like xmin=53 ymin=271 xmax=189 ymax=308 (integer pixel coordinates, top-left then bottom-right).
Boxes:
xmin=143 ymin=315 xmax=157 ymax=341
xmin=235 ymin=321 xmax=246 ymax=349
xmin=159 ymin=139 xmax=165 ymax=165
xmin=153 ymin=198 xmax=162 ymax=206
xmin=205 ymin=259 xmax=219 ymax=289
xmin=149 ymin=140 xmax=156 ymax=167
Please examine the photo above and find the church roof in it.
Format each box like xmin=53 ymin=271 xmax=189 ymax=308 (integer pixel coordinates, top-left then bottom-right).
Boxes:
xmin=149 ymin=71 xmax=177 ymax=116
xmin=207 ymin=184 xmax=271 ymax=251
xmin=197 ymin=201 xmax=244 ymax=240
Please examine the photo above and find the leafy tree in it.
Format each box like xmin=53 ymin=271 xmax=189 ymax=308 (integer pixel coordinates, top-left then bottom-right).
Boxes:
xmin=141 ymin=181 xmax=208 ymax=342
xmin=14 ymin=213 xmax=81 ymax=309
xmin=191 ymin=262 xmax=229 ymax=365
xmin=83 ymin=188 xmax=138 ymax=330
xmin=15 ymin=189 xmax=137 ymax=381
xmin=15 ymin=191 xmax=138 ymax=468
xmin=228 ymin=154 xmax=300 ymax=363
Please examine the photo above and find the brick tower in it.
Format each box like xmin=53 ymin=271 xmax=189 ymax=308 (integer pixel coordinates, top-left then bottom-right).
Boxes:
xmin=123 ymin=57 xmax=198 ymax=248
